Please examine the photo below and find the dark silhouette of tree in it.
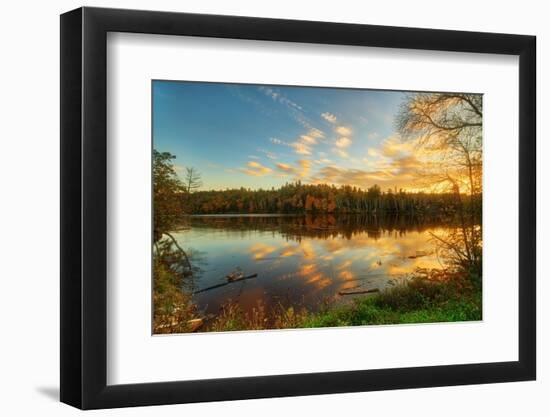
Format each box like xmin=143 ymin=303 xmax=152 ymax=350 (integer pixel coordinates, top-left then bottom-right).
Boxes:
xmin=397 ymin=93 xmax=482 ymax=197
xmin=153 ymin=150 xmax=185 ymax=242
xmin=184 ymin=167 xmax=202 ymax=193
xmin=397 ymin=93 xmax=482 ymax=276
xmin=152 ymin=150 xmax=193 ymax=272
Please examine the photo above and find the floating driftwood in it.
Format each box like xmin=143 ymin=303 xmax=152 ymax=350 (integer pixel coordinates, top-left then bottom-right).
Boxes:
xmin=407 ymin=250 xmax=430 ymax=259
xmin=193 ymin=273 xmax=258 ymax=294
xmin=226 ymin=271 xmax=243 ymax=281
xmin=338 ymin=288 xmax=380 ymax=296
xmin=347 ymin=273 xmax=405 ymax=282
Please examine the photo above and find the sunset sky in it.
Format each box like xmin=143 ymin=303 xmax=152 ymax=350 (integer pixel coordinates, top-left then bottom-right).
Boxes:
xmin=153 ymin=80 xmax=425 ymax=191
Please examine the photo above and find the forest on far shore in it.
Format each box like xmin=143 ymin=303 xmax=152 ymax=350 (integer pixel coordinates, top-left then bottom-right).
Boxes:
xmin=177 ymin=181 xmax=481 ymax=215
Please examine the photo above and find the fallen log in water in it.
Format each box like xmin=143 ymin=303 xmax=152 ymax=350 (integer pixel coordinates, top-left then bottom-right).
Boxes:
xmin=193 ymin=273 xmax=258 ymax=294
xmin=407 ymin=250 xmax=431 ymax=259
xmin=338 ymin=288 xmax=380 ymax=296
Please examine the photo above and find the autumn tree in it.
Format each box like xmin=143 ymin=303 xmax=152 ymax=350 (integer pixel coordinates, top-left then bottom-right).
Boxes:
xmin=152 ymin=150 xmax=193 ymax=272
xmin=153 ymin=150 xmax=185 ymax=242
xmin=397 ymin=93 xmax=482 ymax=275
xmin=397 ymin=93 xmax=482 ymax=199
xmin=152 ymin=150 xmax=197 ymax=332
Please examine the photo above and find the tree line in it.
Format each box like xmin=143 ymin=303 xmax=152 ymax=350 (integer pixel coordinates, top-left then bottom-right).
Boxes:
xmin=181 ymin=181 xmax=480 ymax=216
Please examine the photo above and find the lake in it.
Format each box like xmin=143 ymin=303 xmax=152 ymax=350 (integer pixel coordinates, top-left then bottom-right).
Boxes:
xmin=170 ymin=214 xmax=454 ymax=317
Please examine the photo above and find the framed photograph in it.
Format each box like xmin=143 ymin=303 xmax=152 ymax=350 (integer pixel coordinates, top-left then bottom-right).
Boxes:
xmin=60 ymin=6 xmax=536 ymax=409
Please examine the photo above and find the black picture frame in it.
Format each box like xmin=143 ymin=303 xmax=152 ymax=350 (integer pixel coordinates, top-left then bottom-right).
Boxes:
xmin=60 ymin=6 xmax=536 ymax=410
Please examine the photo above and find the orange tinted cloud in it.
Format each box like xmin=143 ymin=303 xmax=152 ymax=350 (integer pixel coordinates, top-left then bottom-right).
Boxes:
xmin=300 ymin=135 xmax=317 ymax=145
xmin=241 ymin=160 xmax=273 ymax=176
xmin=291 ymin=142 xmax=312 ymax=155
xmin=335 ymin=126 xmax=352 ymax=136
xmin=276 ymin=162 xmax=293 ymax=172
xmin=335 ymin=137 xmax=352 ymax=148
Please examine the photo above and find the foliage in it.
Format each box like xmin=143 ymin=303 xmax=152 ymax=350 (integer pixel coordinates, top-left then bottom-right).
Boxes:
xmin=206 ymin=300 xmax=310 ymax=332
xmin=153 ymin=151 xmax=204 ymax=333
xmin=397 ymin=93 xmax=482 ymax=195
xmin=208 ymin=301 xmax=268 ymax=332
xmin=153 ymin=150 xmax=185 ymax=242
xmin=304 ymin=271 xmax=481 ymax=328
xmin=153 ymin=251 xmax=197 ymax=334
xmin=184 ymin=181 xmax=480 ymax=215
xmin=398 ymin=93 xmax=483 ymax=275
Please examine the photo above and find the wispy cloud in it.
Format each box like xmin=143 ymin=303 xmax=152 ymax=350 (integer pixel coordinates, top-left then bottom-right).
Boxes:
xmin=379 ymin=135 xmax=418 ymax=158
xmin=298 ymin=159 xmax=313 ymax=170
xmin=243 ymin=133 xmax=422 ymax=190
xmin=308 ymin=131 xmax=426 ymax=190
xmin=335 ymin=137 xmax=352 ymax=148
xmin=308 ymin=128 xmax=325 ymax=139
xmin=321 ymin=112 xmax=337 ymax=123
xmin=240 ymin=160 xmax=273 ymax=176
xmin=276 ymin=162 xmax=293 ymax=172
xmin=274 ymin=159 xmax=312 ymax=179
xmin=299 ymin=128 xmax=325 ymax=145
xmin=157 ymin=81 xmax=426 ymax=191
xmin=300 ymin=134 xmax=317 ymax=145
xmin=333 ymin=148 xmax=349 ymax=159
xmin=291 ymin=142 xmax=312 ymax=155
xmin=258 ymin=86 xmax=303 ymax=111
xmin=367 ymin=148 xmax=379 ymax=157
xmin=257 ymin=148 xmax=278 ymax=160
xmin=310 ymin=155 xmax=422 ymax=189
xmin=335 ymin=126 xmax=352 ymax=136
xmin=258 ymin=86 xmax=329 ymax=156
xmin=258 ymin=86 xmax=326 ymax=138
xmin=270 ymin=137 xmax=286 ymax=145
xmin=226 ymin=85 xmax=275 ymax=117
xmin=273 ymin=127 xmax=325 ymax=156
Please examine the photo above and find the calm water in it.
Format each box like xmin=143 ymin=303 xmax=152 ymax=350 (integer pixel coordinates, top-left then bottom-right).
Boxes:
xmin=171 ymin=214 xmax=453 ymax=316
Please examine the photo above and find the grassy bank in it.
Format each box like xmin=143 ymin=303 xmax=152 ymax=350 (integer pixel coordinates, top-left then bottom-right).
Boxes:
xmin=303 ymin=275 xmax=481 ymax=328
xmin=201 ymin=270 xmax=481 ymax=332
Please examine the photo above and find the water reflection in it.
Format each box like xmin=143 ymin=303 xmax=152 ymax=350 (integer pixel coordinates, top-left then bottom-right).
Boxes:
xmin=171 ymin=214 xmax=456 ymax=316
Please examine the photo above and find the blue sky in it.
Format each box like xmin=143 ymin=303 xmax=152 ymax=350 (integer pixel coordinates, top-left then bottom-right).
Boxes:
xmin=153 ymin=80 xmax=422 ymax=191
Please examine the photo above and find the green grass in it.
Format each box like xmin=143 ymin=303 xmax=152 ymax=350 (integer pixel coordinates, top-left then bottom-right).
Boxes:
xmin=302 ymin=275 xmax=482 ymax=328
xmin=302 ymin=296 xmax=481 ymax=328
xmin=201 ymin=272 xmax=482 ymax=332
